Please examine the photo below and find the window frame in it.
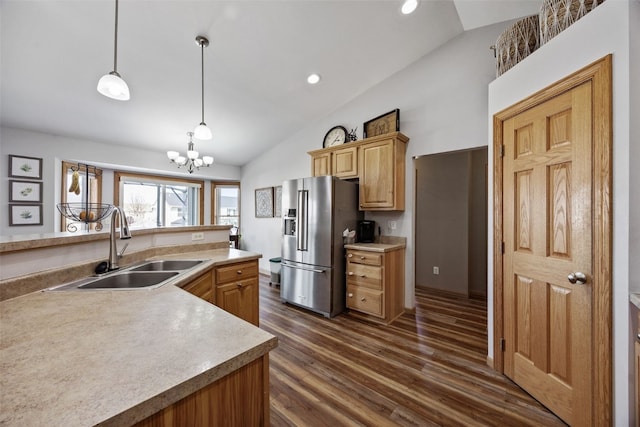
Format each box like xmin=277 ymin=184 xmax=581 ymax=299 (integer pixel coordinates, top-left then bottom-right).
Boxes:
xmin=114 ymin=171 xmax=205 ymax=228
xmin=211 ymin=181 xmax=241 ymax=230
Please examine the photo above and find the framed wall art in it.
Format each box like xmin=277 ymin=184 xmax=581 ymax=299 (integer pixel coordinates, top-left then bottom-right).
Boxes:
xmin=9 ymin=180 xmax=43 ymax=203
xmin=9 ymin=204 xmax=43 ymax=226
xmin=9 ymin=155 xmax=43 ymax=180
xmin=363 ymin=109 xmax=400 ymax=139
xmin=274 ymin=186 xmax=282 ymax=218
xmin=255 ymin=187 xmax=274 ymax=218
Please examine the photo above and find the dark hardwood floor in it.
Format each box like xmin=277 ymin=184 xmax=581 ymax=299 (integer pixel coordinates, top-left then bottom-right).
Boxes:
xmin=259 ymin=276 xmax=566 ymax=426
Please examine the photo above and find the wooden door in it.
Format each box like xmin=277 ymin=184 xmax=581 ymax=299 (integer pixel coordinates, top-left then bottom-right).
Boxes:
xmin=216 ymin=278 xmax=259 ymax=326
xmin=311 ymin=153 xmax=331 ymax=177
xmin=503 ymin=81 xmax=593 ymax=425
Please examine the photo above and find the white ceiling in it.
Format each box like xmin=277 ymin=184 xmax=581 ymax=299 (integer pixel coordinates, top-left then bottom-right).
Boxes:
xmin=0 ymin=0 xmax=540 ymax=167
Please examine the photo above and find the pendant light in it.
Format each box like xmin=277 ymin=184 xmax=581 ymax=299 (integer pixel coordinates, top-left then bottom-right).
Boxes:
xmin=194 ymin=36 xmax=212 ymax=140
xmin=97 ymin=0 xmax=130 ymax=101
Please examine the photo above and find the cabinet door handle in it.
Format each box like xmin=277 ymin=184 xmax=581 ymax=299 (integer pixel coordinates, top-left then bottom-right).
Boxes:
xmin=348 ymin=293 xmax=353 ymax=298
xmin=236 ymin=270 xmax=243 ymax=275
xmin=236 ymin=283 xmax=243 ymax=288
xmin=360 ymin=297 xmax=366 ymax=302
xmin=360 ymin=256 xmax=366 ymax=260
xmin=348 ymin=272 xmax=354 ymax=276
xmin=348 ymin=253 xmax=353 ymax=258
xmin=360 ymin=274 xmax=366 ymax=278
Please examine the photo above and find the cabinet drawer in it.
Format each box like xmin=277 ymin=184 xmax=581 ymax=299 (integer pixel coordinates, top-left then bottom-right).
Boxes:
xmin=347 ymin=285 xmax=383 ymax=318
xmin=216 ymin=261 xmax=258 ymax=284
xmin=347 ymin=263 xmax=382 ymax=289
xmin=347 ymin=250 xmax=382 ymax=266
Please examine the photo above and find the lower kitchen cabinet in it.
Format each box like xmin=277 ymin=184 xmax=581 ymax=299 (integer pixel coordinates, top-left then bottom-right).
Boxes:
xmin=134 ymin=355 xmax=270 ymax=427
xmin=180 ymin=259 xmax=260 ymax=326
xmin=181 ymin=270 xmax=214 ymax=303
xmin=215 ymin=260 xmax=260 ymax=326
xmin=346 ymin=246 xmax=404 ymax=324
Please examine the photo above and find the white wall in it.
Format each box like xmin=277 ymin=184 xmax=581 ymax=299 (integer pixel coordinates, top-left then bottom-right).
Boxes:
xmin=241 ymin=22 xmax=505 ymax=286
xmin=488 ymin=1 xmax=634 ymax=423
xmin=0 ymin=127 xmax=241 ymax=236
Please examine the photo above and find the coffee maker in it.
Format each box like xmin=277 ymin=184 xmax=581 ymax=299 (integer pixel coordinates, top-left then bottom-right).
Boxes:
xmin=357 ymin=220 xmax=376 ymax=243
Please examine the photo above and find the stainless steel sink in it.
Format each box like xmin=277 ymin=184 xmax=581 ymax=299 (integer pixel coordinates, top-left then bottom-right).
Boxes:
xmin=78 ymin=271 xmax=179 ymax=289
xmin=129 ymin=260 xmax=204 ymax=272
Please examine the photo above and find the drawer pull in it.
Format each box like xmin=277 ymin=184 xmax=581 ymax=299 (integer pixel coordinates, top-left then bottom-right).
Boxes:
xmin=348 ymin=293 xmax=353 ymax=298
xmin=360 ymin=297 xmax=366 ymax=302
xmin=360 ymin=256 xmax=366 ymax=260
xmin=348 ymin=272 xmax=354 ymax=276
xmin=348 ymin=253 xmax=353 ymax=258
xmin=360 ymin=274 xmax=366 ymax=278
xmin=236 ymin=270 xmax=243 ymax=274
xmin=236 ymin=283 xmax=243 ymax=288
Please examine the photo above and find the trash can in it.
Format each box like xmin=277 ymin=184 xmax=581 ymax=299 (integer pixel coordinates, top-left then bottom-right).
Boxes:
xmin=269 ymin=257 xmax=281 ymax=286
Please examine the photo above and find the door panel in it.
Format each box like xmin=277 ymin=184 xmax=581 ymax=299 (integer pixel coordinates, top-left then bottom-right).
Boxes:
xmin=304 ymin=176 xmax=333 ymax=267
xmin=503 ymin=82 xmax=592 ymax=426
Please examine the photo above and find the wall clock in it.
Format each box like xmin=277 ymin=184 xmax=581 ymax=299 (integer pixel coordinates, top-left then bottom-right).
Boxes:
xmin=323 ymin=125 xmax=347 ymax=148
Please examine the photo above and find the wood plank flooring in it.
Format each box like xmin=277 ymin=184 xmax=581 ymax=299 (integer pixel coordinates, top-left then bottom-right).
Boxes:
xmin=259 ymin=277 xmax=566 ymax=426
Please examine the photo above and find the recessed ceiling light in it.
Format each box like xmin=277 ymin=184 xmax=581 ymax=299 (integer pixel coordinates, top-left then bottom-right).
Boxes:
xmin=307 ymin=73 xmax=321 ymax=84
xmin=401 ymin=0 xmax=418 ymax=15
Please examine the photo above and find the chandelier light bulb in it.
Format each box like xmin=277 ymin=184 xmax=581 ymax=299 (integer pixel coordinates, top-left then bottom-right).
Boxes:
xmin=187 ymin=150 xmax=199 ymax=160
xmin=175 ymin=156 xmax=186 ymax=165
xmin=202 ymin=156 xmax=214 ymax=165
xmin=167 ymin=151 xmax=179 ymax=160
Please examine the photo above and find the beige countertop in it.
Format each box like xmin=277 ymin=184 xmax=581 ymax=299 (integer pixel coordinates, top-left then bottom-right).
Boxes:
xmin=0 ymin=249 xmax=277 ymax=427
xmin=344 ymin=242 xmax=406 ymax=252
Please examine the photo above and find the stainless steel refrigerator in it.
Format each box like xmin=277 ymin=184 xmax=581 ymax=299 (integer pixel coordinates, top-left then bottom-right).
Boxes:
xmin=281 ymin=175 xmax=362 ymax=317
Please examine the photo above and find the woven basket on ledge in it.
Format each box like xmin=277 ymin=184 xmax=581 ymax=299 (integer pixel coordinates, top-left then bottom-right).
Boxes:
xmin=495 ymin=15 xmax=540 ymax=77
xmin=540 ymin=0 xmax=605 ymax=44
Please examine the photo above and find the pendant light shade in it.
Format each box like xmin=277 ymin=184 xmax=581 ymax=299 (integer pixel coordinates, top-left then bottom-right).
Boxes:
xmin=98 ymin=0 xmax=129 ymax=101
xmin=194 ymin=36 xmax=212 ymax=140
xmin=97 ymin=71 xmax=130 ymax=100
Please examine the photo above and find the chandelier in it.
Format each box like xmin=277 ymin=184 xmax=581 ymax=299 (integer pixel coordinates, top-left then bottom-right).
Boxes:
xmin=167 ymin=132 xmax=213 ymax=174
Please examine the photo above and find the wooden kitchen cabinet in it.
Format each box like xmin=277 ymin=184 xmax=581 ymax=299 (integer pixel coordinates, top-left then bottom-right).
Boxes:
xmin=215 ymin=260 xmax=260 ymax=326
xmin=135 ymin=355 xmax=270 ymax=427
xmin=310 ymin=145 xmax=358 ymax=178
xmin=346 ymin=247 xmax=405 ymax=324
xmin=308 ymin=132 xmax=408 ymax=210
xmin=181 ymin=269 xmax=214 ymax=304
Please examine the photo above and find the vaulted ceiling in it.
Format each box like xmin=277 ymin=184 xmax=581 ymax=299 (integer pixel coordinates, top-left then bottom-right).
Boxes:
xmin=0 ymin=0 xmax=540 ymax=166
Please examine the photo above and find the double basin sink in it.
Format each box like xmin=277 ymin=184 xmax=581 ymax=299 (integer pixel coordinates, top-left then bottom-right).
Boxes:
xmin=49 ymin=260 xmax=205 ymax=291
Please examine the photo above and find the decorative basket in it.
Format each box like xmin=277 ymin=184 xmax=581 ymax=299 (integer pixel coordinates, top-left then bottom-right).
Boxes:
xmin=57 ymin=203 xmax=113 ymax=223
xmin=540 ymin=0 xmax=605 ymax=45
xmin=495 ymin=15 xmax=540 ymax=77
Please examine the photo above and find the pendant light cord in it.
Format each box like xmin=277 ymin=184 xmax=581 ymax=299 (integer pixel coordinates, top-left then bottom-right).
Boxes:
xmin=200 ymin=41 xmax=205 ymax=123
xmin=113 ymin=0 xmax=119 ymax=73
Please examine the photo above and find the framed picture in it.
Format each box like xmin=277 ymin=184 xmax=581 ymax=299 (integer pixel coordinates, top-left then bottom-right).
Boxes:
xmin=255 ymin=187 xmax=274 ymax=218
xmin=274 ymin=186 xmax=282 ymax=218
xmin=9 ymin=204 xmax=43 ymax=226
xmin=363 ymin=109 xmax=400 ymax=139
xmin=9 ymin=155 xmax=43 ymax=179
xmin=9 ymin=180 xmax=43 ymax=203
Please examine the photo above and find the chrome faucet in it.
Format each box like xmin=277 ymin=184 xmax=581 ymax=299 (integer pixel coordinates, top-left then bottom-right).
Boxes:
xmin=108 ymin=206 xmax=132 ymax=271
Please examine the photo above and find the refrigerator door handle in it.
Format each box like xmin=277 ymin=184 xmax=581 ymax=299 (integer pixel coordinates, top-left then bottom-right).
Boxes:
xmin=281 ymin=261 xmax=326 ymax=274
xmin=297 ymin=189 xmax=308 ymax=251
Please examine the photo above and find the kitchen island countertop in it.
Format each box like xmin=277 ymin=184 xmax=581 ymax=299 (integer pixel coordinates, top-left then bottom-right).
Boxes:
xmin=0 ymin=248 xmax=277 ymax=427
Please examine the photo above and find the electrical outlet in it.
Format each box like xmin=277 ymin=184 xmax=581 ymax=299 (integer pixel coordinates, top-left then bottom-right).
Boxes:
xmin=388 ymin=220 xmax=397 ymax=230
xmin=191 ymin=232 xmax=204 ymax=241
xmin=433 ymin=266 xmax=439 ymax=275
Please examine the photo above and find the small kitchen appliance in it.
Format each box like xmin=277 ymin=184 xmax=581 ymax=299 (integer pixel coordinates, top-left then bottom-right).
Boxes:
xmin=357 ymin=220 xmax=376 ymax=243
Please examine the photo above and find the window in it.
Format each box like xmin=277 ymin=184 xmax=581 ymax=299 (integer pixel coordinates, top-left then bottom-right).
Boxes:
xmin=212 ymin=182 xmax=240 ymax=230
xmin=60 ymin=162 xmax=103 ymax=232
xmin=114 ymin=172 xmax=204 ymax=229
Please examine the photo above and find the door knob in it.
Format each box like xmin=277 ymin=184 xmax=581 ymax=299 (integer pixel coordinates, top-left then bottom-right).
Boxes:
xmin=567 ymin=272 xmax=587 ymax=284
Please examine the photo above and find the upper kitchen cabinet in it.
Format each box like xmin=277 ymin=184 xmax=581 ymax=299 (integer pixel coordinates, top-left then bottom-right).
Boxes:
xmin=308 ymin=132 xmax=409 ymax=211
